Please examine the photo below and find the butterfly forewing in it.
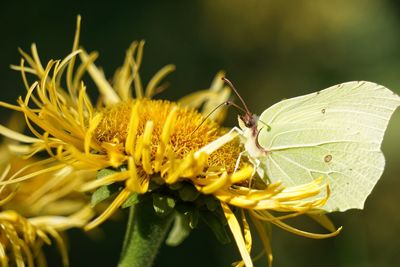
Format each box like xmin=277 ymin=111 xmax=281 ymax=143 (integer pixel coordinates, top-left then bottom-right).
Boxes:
xmin=257 ymin=81 xmax=400 ymax=212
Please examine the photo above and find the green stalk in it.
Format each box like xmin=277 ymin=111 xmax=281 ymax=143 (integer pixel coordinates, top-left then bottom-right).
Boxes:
xmin=118 ymin=198 xmax=173 ymax=267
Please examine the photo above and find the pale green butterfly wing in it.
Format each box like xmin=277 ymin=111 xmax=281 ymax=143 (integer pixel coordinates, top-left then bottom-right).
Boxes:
xmin=257 ymin=81 xmax=400 ymax=212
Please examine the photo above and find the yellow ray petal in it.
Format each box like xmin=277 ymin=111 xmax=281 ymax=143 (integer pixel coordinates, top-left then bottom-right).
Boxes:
xmin=221 ymin=202 xmax=253 ymax=267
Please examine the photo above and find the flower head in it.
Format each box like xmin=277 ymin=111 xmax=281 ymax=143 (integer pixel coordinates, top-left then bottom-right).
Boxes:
xmin=0 ymin=140 xmax=93 ymax=266
xmin=0 ymin=207 xmax=92 ymax=267
xmin=0 ymin=16 xmax=340 ymax=267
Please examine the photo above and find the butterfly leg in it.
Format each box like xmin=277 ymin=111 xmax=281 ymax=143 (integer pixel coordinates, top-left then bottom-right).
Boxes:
xmin=233 ymin=150 xmax=247 ymax=173
xmin=253 ymin=158 xmax=263 ymax=178
xmin=238 ymin=155 xmax=261 ymax=188
xmin=227 ymin=127 xmax=248 ymax=173
xmin=233 ymin=150 xmax=264 ymax=185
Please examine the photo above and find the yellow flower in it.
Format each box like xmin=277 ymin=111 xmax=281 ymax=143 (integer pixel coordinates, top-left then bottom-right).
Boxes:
xmin=0 ymin=115 xmax=94 ymax=266
xmin=0 ymin=205 xmax=92 ymax=267
xmin=0 ymin=145 xmax=93 ymax=266
xmin=0 ymin=16 xmax=340 ymax=267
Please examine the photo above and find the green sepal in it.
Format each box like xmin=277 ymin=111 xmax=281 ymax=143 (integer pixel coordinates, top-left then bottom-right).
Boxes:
xmin=168 ymin=182 xmax=184 ymax=190
xmin=97 ymin=168 xmax=118 ymax=179
xmin=175 ymin=204 xmax=199 ymax=229
xmin=200 ymin=210 xmax=231 ymax=244
xmin=152 ymin=194 xmax=176 ymax=217
xmin=204 ymin=195 xmax=218 ymax=211
xmin=91 ymin=184 xmax=122 ymax=207
xmin=165 ymin=213 xmax=192 ymax=247
xmin=188 ymin=207 xmax=199 ymax=229
xmin=214 ymin=201 xmax=229 ymax=226
xmin=90 ymin=168 xmax=121 ymax=207
xmin=178 ymin=183 xmax=200 ymax=202
xmin=122 ymin=193 xmax=140 ymax=208
xmin=148 ymin=177 xmax=164 ymax=191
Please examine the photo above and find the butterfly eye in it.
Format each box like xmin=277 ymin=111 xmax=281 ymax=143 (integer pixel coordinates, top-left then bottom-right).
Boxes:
xmin=239 ymin=114 xmax=251 ymax=128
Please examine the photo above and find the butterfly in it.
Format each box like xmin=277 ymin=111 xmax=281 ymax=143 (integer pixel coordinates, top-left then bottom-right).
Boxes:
xmin=198 ymin=78 xmax=400 ymax=212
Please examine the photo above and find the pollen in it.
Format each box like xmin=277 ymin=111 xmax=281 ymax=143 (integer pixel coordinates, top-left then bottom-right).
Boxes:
xmin=94 ymin=98 xmax=241 ymax=172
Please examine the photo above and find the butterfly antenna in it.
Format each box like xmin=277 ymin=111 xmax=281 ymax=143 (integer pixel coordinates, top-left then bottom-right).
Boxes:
xmin=191 ymin=100 xmax=246 ymax=135
xmin=222 ymin=77 xmax=251 ymax=114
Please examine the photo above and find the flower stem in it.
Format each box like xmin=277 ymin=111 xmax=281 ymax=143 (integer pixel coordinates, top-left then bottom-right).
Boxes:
xmin=119 ymin=198 xmax=173 ymax=267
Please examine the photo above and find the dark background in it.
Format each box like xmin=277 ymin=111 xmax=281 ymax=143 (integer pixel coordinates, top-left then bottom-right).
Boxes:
xmin=1 ymin=1 xmax=400 ymax=266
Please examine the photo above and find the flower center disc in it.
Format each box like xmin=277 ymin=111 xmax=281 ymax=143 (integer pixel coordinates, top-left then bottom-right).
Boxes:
xmin=94 ymin=99 xmax=241 ymax=172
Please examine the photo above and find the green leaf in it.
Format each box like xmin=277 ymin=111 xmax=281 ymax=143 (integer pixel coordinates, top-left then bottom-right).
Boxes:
xmin=165 ymin=213 xmax=191 ymax=246
xmin=200 ymin=210 xmax=231 ymax=244
xmin=122 ymin=193 xmax=140 ymax=208
xmin=152 ymin=194 xmax=176 ymax=217
xmin=178 ymin=183 xmax=200 ymax=202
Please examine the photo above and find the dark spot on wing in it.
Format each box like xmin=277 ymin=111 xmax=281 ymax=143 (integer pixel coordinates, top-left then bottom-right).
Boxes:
xmin=321 ymin=108 xmax=326 ymax=114
xmin=324 ymin=154 xmax=332 ymax=163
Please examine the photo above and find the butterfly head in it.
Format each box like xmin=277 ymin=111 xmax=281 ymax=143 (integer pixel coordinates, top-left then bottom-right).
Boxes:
xmin=221 ymin=77 xmax=268 ymax=156
xmin=239 ymin=112 xmax=258 ymax=129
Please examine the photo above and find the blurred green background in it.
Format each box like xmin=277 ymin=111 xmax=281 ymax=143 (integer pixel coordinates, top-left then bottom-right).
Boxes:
xmin=1 ymin=0 xmax=400 ymax=266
